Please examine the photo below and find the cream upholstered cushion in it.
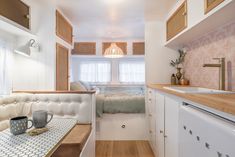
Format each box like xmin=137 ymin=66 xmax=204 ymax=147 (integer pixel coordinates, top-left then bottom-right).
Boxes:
xmin=70 ymin=82 xmax=87 ymax=91
xmin=0 ymin=94 xmax=32 ymax=131
xmin=31 ymin=94 xmax=92 ymax=123
xmin=0 ymin=93 xmax=94 ymax=131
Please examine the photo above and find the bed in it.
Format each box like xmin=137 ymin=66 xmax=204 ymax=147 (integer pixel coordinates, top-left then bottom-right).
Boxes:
xmin=95 ymin=86 xmax=145 ymax=117
xmin=70 ymin=82 xmax=145 ymax=117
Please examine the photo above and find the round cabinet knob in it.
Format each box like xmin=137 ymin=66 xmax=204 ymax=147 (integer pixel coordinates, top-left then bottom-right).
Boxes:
xmin=160 ymin=130 xmax=164 ymax=134
xmin=121 ymin=125 xmax=126 ymax=128
xmin=182 ymin=12 xmax=187 ymax=16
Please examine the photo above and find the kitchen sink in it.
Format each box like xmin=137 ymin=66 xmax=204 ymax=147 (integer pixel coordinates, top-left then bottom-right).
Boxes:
xmin=163 ymin=86 xmax=234 ymax=94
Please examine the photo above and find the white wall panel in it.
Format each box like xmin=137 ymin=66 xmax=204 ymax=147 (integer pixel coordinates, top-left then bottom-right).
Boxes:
xmin=12 ymin=0 xmax=57 ymax=90
xmin=145 ymin=20 xmax=177 ymax=84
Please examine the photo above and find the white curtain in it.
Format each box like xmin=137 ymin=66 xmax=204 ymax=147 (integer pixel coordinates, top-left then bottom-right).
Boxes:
xmin=119 ymin=61 xmax=145 ymax=83
xmin=0 ymin=40 xmax=12 ymax=95
xmin=79 ymin=61 xmax=111 ymax=83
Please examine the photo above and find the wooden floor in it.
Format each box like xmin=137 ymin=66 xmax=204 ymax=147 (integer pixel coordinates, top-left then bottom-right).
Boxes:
xmin=96 ymin=141 xmax=155 ymax=157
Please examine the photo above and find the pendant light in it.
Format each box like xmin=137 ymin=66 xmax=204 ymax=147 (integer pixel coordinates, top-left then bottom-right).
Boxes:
xmin=104 ymin=43 xmax=124 ymax=58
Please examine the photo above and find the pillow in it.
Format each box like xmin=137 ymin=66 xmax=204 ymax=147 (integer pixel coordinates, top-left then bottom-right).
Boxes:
xmin=70 ymin=82 xmax=87 ymax=91
xmin=80 ymin=81 xmax=92 ymax=90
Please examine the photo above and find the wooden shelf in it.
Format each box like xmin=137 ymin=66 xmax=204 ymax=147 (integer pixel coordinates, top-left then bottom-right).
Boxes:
xmin=0 ymin=15 xmax=36 ymax=38
xmin=165 ymin=0 xmax=235 ymax=50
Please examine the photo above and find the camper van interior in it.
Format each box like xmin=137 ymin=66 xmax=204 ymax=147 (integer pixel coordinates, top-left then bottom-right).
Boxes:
xmin=0 ymin=0 xmax=235 ymax=157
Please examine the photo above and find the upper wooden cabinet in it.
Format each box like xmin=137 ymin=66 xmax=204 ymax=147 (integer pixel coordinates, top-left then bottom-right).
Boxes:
xmin=133 ymin=42 xmax=145 ymax=55
xmin=56 ymin=43 xmax=69 ymax=91
xmin=205 ymin=0 xmax=225 ymax=14
xmin=72 ymin=42 xmax=96 ymax=55
xmin=166 ymin=1 xmax=187 ymax=41
xmin=0 ymin=0 xmax=30 ymax=29
xmin=165 ymin=0 xmax=234 ymax=50
xmin=56 ymin=10 xmax=73 ymax=45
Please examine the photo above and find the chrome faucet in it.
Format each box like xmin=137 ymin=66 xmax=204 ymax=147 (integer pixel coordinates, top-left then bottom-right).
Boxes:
xmin=203 ymin=58 xmax=225 ymax=90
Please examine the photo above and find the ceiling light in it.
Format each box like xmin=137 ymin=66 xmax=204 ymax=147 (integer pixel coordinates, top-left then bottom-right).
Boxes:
xmin=14 ymin=39 xmax=40 ymax=57
xmin=104 ymin=43 xmax=124 ymax=58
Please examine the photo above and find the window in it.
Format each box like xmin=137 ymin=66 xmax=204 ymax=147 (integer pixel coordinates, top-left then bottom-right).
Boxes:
xmin=78 ymin=61 xmax=111 ymax=83
xmin=119 ymin=60 xmax=145 ymax=83
xmin=0 ymin=40 xmax=11 ymax=95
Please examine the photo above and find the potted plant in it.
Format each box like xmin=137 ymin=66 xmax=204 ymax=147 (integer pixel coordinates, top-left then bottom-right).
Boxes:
xmin=170 ymin=49 xmax=186 ymax=84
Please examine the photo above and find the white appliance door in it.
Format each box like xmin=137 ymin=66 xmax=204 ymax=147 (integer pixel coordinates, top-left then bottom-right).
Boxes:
xmin=179 ymin=105 xmax=235 ymax=157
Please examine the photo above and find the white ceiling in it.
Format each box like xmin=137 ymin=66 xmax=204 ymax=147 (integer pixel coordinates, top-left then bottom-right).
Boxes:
xmin=56 ymin=0 xmax=176 ymax=41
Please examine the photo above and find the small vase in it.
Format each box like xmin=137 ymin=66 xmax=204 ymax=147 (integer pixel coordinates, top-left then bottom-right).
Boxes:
xmin=175 ymin=68 xmax=182 ymax=84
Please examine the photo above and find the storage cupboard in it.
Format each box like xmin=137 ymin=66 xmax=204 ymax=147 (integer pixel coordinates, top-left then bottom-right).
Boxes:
xmin=205 ymin=0 xmax=225 ymax=14
xmin=146 ymin=88 xmax=157 ymax=156
xmin=56 ymin=10 xmax=73 ymax=45
xmin=165 ymin=0 xmax=234 ymax=49
xmin=147 ymin=88 xmax=180 ymax=157
xmin=56 ymin=43 xmax=69 ymax=91
xmin=0 ymin=0 xmax=30 ymax=29
xmin=166 ymin=1 xmax=187 ymax=41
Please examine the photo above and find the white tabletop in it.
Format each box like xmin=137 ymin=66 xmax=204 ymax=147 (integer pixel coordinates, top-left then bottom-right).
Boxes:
xmin=0 ymin=118 xmax=77 ymax=157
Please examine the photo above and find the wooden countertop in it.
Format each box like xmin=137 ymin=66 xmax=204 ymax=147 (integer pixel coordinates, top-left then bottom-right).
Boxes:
xmin=147 ymin=84 xmax=235 ymax=115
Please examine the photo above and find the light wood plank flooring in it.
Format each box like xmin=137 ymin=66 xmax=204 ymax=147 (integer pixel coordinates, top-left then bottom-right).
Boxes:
xmin=96 ymin=141 xmax=155 ymax=157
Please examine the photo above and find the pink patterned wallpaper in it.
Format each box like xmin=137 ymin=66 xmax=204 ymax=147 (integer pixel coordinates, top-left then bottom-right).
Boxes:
xmin=184 ymin=21 xmax=235 ymax=91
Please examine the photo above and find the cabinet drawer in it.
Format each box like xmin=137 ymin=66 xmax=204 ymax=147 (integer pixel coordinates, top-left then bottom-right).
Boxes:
xmin=166 ymin=1 xmax=187 ymax=41
xmin=0 ymin=0 xmax=30 ymax=29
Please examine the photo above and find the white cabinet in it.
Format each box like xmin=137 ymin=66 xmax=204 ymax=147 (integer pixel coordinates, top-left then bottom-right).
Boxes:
xmin=165 ymin=96 xmax=180 ymax=157
xmin=165 ymin=0 xmax=235 ymax=49
xmin=146 ymin=88 xmax=157 ymax=155
xmin=155 ymin=93 xmax=165 ymax=157
xmin=147 ymin=89 xmax=181 ymax=157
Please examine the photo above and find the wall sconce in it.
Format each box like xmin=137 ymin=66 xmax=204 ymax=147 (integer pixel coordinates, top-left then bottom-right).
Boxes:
xmin=14 ymin=39 xmax=40 ymax=57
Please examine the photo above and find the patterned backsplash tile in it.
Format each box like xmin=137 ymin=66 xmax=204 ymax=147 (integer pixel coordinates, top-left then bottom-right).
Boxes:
xmin=184 ymin=21 xmax=235 ymax=91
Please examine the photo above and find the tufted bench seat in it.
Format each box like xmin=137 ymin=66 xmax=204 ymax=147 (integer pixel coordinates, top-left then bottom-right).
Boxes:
xmin=0 ymin=92 xmax=96 ymax=157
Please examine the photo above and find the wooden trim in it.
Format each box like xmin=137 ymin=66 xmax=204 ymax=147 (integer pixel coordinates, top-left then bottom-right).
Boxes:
xmin=56 ymin=43 xmax=69 ymax=91
xmin=133 ymin=42 xmax=145 ymax=55
xmin=72 ymin=42 xmax=96 ymax=55
xmin=56 ymin=10 xmax=73 ymax=45
xmin=204 ymin=0 xmax=224 ymax=14
xmin=51 ymin=125 xmax=92 ymax=157
xmin=102 ymin=42 xmax=127 ymax=55
xmin=166 ymin=1 xmax=188 ymax=41
xmin=13 ymin=91 xmax=96 ymax=94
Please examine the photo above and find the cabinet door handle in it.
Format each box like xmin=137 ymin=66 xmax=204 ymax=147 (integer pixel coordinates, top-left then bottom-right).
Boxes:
xmin=164 ymin=135 xmax=168 ymax=138
xmin=148 ymin=98 xmax=152 ymax=101
xmin=24 ymin=14 xmax=30 ymax=19
xmin=160 ymin=130 xmax=164 ymax=134
xmin=182 ymin=12 xmax=187 ymax=16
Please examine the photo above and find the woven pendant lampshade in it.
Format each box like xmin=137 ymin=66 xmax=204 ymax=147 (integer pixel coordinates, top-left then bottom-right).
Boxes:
xmin=104 ymin=43 xmax=124 ymax=58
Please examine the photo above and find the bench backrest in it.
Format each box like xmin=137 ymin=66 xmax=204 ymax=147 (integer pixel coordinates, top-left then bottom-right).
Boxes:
xmin=0 ymin=93 xmax=94 ymax=131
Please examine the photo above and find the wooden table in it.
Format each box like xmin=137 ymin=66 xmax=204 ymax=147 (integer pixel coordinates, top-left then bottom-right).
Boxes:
xmin=0 ymin=118 xmax=77 ymax=157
